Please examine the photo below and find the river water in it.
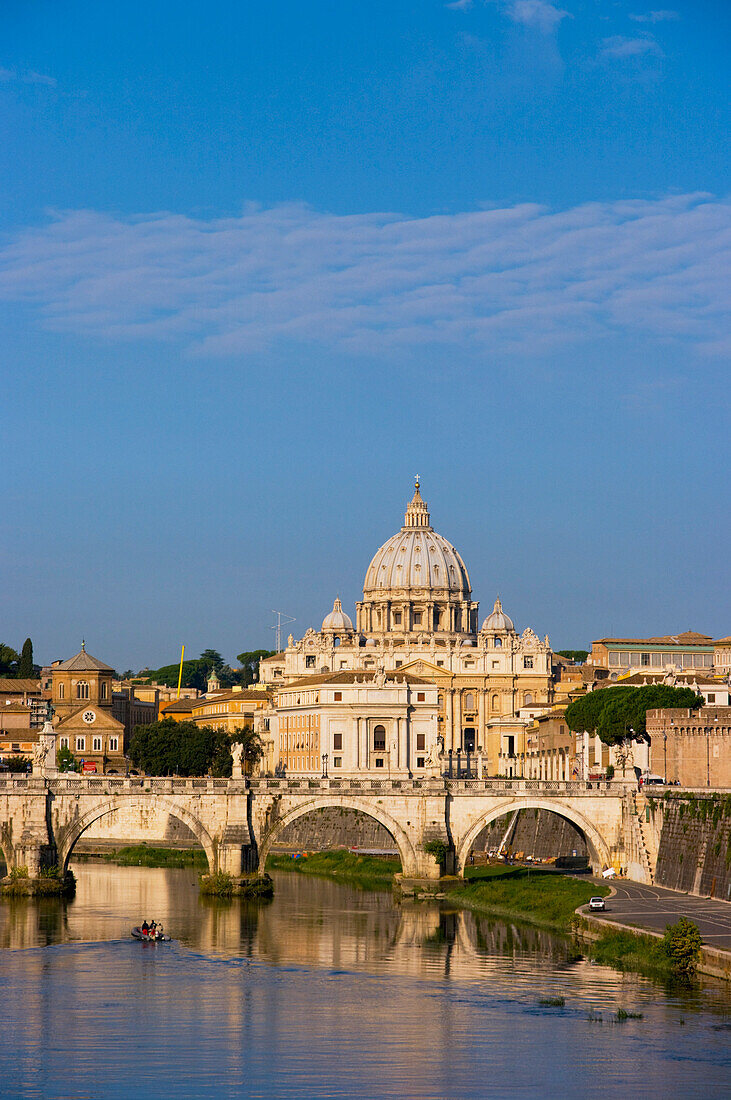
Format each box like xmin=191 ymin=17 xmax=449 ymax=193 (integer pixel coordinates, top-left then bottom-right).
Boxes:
xmin=1 ymin=863 xmax=730 ymax=1099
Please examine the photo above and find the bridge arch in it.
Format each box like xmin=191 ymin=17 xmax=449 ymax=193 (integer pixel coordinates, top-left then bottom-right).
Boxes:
xmin=56 ymin=795 xmax=217 ymax=873
xmin=257 ymin=796 xmax=419 ymax=876
xmin=456 ymin=798 xmax=612 ymax=876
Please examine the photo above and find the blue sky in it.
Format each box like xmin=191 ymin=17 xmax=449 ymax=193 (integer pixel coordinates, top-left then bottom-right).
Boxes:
xmin=1 ymin=0 xmax=729 ymax=671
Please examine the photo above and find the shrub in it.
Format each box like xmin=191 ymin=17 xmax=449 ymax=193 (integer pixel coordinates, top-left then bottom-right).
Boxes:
xmin=662 ymin=917 xmax=703 ymax=978
xmin=199 ymin=871 xmax=234 ymax=897
xmin=422 ymin=839 xmax=448 ymax=867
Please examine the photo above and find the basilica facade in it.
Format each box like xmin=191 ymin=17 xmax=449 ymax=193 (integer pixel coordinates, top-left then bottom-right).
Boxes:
xmin=259 ymin=482 xmax=555 ymax=776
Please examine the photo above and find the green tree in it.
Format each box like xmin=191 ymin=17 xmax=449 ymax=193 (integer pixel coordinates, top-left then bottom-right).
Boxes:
xmin=565 ymin=684 xmax=704 ymax=746
xmin=129 ymin=719 xmax=231 ymax=777
xmin=144 ymin=660 xmax=209 ymax=692
xmin=662 ymin=917 xmax=703 ymax=978
xmin=0 ymin=643 xmax=20 ymax=677
xmin=57 ymin=746 xmax=78 ymax=773
xmin=236 ymin=650 xmax=274 ymax=687
xmin=556 ymin=650 xmax=589 ymax=664
xmin=18 ymin=638 xmax=34 ymax=679
xmin=2 ymin=755 xmax=31 ymax=773
xmin=199 ymin=649 xmax=226 ymax=676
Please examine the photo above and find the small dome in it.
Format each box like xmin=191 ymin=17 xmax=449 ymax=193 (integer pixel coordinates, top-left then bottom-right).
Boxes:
xmin=321 ymin=596 xmax=354 ymax=633
xmin=365 ymin=637 xmax=377 ymax=647
xmin=462 ymin=638 xmax=475 ymax=647
xmin=481 ymin=596 xmax=515 ymax=633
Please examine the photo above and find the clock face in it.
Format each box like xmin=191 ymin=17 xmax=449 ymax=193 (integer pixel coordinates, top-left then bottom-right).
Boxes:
xmin=82 ymin=710 xmax=96 ymax=725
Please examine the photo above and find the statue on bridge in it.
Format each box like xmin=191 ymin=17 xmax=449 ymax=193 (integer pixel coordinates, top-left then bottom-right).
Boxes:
xmin=32 ymin=704 xmax=58 ymax=777
xmin=231 ymin=741 xmax=244 ymax=779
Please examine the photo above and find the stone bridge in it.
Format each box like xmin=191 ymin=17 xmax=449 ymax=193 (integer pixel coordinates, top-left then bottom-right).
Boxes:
xmin=0 ymin=774 xmax=650 ymax=883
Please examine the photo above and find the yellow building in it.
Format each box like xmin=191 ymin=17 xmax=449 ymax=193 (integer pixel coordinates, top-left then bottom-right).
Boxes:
xmin=190 ymin=686 xmax=271 ymax=733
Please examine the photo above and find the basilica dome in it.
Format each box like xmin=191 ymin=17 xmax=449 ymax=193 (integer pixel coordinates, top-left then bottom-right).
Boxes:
xmin=362 ymin=481 xmax=471 ymax=596
xmin=357 ymin=481 xmax=478 ymax=639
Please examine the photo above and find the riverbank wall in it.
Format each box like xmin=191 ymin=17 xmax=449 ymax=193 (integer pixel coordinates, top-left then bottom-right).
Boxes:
xmin=643 ymin=791 xmax=731 ymax=900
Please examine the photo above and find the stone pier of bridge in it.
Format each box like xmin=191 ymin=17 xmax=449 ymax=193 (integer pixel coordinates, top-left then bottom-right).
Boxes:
xmin=0 ymin=773 xmax=642 ymax=888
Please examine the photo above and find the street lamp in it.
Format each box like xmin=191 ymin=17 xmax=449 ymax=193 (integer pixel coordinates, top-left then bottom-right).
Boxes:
xmin=321 ymin=753 xmax=328 ymax=779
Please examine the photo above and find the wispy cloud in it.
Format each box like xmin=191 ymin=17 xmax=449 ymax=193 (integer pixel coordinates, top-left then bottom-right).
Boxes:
xmin=601 ymin=35 xmax=663 ymax=59
xmin=506 ymin=1 xmax=569 ymax=33
xmin=629 ymin=10 xmax=680 ymax=23
xmin=448 ymin=1 xmax=569 ymax=32
xmin=0 ymin=194 xmax=727 ymax=358
xmin=0 ymin=66 xmax=57 ymax=87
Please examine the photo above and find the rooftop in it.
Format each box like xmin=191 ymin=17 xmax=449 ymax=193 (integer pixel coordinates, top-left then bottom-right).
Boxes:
xmin=0 ymin=679 xmax=42 ymax=693
xmin=279 ymin=669 xmax=434 ymax=690
xmin=595 ymin=632 xmax=714 ymax=647
xmin=55 ymin=644 xmax=114 ymax=672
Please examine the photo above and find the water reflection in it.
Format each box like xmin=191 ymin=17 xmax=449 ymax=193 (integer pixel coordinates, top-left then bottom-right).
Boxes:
xmin=1 ymin=864 xmax=730 ymax=1100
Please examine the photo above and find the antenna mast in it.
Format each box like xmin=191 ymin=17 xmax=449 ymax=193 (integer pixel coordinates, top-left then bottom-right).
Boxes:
xmin=271 ymin=610 xmax=296 ymax=654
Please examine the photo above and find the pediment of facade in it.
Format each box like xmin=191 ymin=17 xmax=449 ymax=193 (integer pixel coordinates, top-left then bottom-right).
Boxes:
xmin=55 ymin=707 xmax=125 ymax=733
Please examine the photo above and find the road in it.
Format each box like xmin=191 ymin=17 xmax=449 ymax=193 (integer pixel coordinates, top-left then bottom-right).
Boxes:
xmin=583 ymin=878 xmax=731 ymax=951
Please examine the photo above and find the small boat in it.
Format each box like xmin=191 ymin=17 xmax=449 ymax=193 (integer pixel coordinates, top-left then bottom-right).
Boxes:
xmin=131 ymin=926 xmax=171 ymax=942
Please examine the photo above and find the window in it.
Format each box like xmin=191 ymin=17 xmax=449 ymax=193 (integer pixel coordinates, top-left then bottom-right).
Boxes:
xmin=463 ymin=660 xmax=474 ymax=669
xmin=333 ymin=733 xmax=343 ymax=750
xmin=523 ymin=692 xmax=533 ymax=706
xmin=59 ymin=737 xmax=69 ymax=749
xmin=417 ymin=692 xmax=425 ymax=702
xmin=395 ymin=660 xmax=402 ymax=668
xmin=340 ymin=661 xmax=347 ymax=669
xmin=641 ymin=652 xmax=650 ymax=667
xmin=416 ymin=733 xmax=426 ymax=750
xmin=608 ymin=651 xmax=620 ymax=666
xmin=494 ymin=637 xmax=502 ymax=648
xmin=75 ymin=737 xmax=85 ymax=751
xmin=77 ymin=680 xmax=89 ymax=700
xmin=373 ymin=724 xmax=386 ymax=751
xmin=707 ymin=694 xmax=716 ymax=703
xmin=334 ymin=691 xmax=342 ymax=701
xmin=58 ymin=682 xmax=65 ymax=699
xmin=93 ymin=737 xmax=102 ymax=751
xmin=375 ymin=758 xmax=384 ymax=768
xmin=437 ymin=660 xmax=444 ymax=667
xmin=394 ymin=613 xmax=402 ymax=625
xmin=306 ymin=655 xmax=316 ymax=668
xmin=492 ymin=660 xmax=499 ymax=669
xmin=417 ymin=757 xmax=425 ymax=768
xmin=413 ymin=613 xmax=422 ymax=626
xmin=100 ymin=681 xmax=108 ymax=699
xmin=109 ymin=737 xmax=118 ymax=751
xmin=492 ymin=694 xmax=499 ymax=712
xmin=333 ymin=757 xmax=342 ymax=768
xmin=464 ymin=692 xmax=475 ymax=711
xmin=523 ymin=657 xmax=533 ymax=670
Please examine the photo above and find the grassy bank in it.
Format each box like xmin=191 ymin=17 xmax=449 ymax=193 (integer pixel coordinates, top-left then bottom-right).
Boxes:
xmin=454 ymin=866 xmax=680 ymax=980
xmin=452 ymin=865 xmax=608 ymax=933
xmin=587 ymin=926 xmax=670 ymax=979
xmin=266 ymin=849 xmax=401 ymax=888
xmin=88 ymin=845 xmax=209 ymax=870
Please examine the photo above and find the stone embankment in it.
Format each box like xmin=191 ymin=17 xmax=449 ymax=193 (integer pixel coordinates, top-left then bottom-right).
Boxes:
xmin=651 ymin=792 xmax=731 ymax=900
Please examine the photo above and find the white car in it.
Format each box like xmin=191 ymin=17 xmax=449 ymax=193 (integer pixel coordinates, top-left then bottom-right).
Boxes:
xmin=589 ymin=897 xmax=606 ymax=911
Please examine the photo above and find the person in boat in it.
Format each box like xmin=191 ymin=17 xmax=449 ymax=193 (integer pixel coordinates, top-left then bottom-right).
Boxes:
xmin=149 ymin=920 xmax=157 ymax=939
xmin=141 ymin=920 xmax=149 ymax=936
